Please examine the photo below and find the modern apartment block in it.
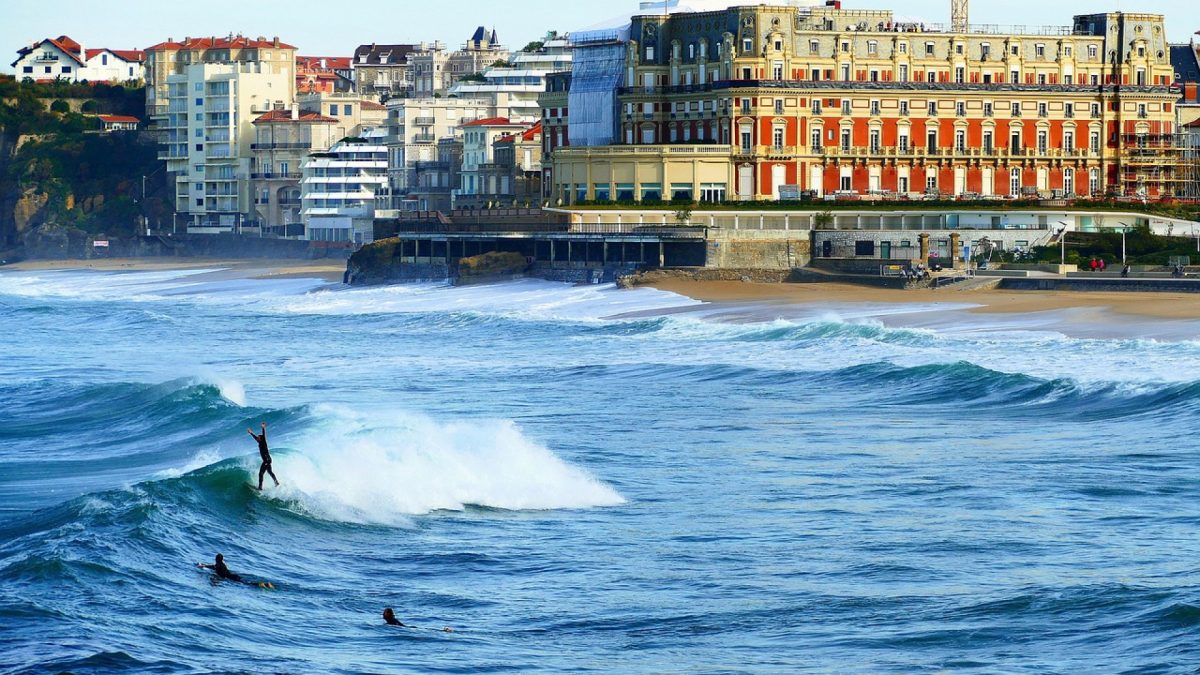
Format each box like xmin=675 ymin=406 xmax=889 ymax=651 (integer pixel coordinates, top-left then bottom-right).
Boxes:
xmin=448 ymin=34 xmax=572 ymax=122
xmin=146 ymin=36 xmax=296 ymax=233
xmin=301 ymin=131 xmax=389 ymax=243
xmin=546 ymin=3 xmax=1183 ymax=204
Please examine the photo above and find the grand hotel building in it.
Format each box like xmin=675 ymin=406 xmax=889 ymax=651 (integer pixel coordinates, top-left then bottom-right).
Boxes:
xmin=546 ymin=3 xmax=1183 ymax=204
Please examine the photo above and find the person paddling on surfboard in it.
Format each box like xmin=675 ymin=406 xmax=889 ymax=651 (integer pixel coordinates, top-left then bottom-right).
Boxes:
xmin=247 ymin=421 xmax=279 ymax=490
xmin=197 ymin=553 xmax=274 ymax=589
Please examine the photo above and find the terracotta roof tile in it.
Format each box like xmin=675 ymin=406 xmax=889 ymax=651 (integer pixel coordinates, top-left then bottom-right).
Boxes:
xmin=98 ymin=115 xmax=140 ymax=123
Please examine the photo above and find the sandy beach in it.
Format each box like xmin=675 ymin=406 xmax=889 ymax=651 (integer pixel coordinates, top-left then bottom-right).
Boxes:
xmin=5 ymin=257 xmax=1200 ymax=320
xmin=642 ymin=278 xmax=1200 ymax=321
xmin=1 ymin=258 xmax=347 ymax=283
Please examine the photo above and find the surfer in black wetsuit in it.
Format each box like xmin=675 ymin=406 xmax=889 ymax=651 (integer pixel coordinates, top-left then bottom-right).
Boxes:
xmin=247 ymin=421 xmax=279 ymax=490
xmin=199 ymin=553 xmax=242 ymax=582
xmin=383 ymin=608 xmax=454 ymax=632
xmin=198 ymin=553 xmax=274 ymax=589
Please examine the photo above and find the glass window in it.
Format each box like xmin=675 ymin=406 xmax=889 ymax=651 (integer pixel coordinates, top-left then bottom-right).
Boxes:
xmin=639 ymin=183 xmax=662 ymax=201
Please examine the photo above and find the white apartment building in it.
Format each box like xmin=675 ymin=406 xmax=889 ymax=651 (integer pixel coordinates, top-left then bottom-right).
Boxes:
xmin=447 ymin=35 xmax=572 ymax=123
xmin=147 ymin=37 xmax=296 ymax=233
xmin=301 ymin=130 xmax=389 ymax=243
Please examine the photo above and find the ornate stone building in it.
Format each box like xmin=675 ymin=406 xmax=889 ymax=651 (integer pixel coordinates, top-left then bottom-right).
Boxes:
xmin=547 ymin=4 xmax=1182 ymax=203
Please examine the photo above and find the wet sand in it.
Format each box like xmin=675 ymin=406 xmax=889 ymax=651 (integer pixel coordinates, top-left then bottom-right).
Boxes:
xmin=642 ymin=279 xmax=1200 ymax=321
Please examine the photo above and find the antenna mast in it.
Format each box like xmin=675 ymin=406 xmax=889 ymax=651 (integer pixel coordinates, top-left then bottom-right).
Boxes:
xmin=951 ymin=0 xmax=969 ymax=33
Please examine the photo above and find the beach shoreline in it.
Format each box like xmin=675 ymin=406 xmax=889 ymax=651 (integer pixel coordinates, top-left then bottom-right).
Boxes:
xmin=639 ymin=278 xmax=1200 ymax=321
xmin=6 ymin=257 xmax=1200 ymax=320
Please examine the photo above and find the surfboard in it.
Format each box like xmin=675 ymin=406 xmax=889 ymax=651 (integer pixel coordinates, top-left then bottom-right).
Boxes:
xmin=196 ymin=564 xmax=274 ymax=589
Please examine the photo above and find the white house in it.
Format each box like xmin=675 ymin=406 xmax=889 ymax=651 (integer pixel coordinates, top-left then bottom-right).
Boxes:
xmin=12 ymin=36 xmax=144 ymax=83
xmin=12 ymin=37 xmax=87 ymax=81
xmin=84 ymin=49 xmax=146 ymax=82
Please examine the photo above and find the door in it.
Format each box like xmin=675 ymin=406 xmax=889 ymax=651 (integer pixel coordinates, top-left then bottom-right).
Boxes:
xmin=771 ymin=164 xmax=785 ymax=200
xmin=880 ymin=241 xmax=892 ymax=259
xmin=738 ymin=164 xmax=753 ymax=200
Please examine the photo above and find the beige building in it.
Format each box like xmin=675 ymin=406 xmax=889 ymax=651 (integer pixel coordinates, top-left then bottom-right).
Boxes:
xmin=147 ymin=36 xmax=297 ymax=232
xmin=382 ymin=95 xmax=498 ymax=206
xmin=249 ymin=94 xmax=389 ymax=233
xmin=299 ymin=92 xmax=388 ymax=135
xmin=410 ymin=28 xmax=509 ymax=95
xmin=457 ymin=117 xmax=529 ymax=208
xmin=251 ymin=109 xmax=340 ymax=235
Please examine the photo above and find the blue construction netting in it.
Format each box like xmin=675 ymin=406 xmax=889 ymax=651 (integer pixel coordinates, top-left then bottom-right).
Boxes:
xmin=568 ymin=41 xmax=626 ymax=147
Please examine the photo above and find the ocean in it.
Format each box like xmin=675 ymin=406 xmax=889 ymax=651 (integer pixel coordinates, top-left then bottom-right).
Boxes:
xmin=1 ymin=267 xmax=1198 ymax=673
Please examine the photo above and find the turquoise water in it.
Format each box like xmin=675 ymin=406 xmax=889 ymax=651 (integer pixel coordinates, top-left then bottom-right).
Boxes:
xmin=1 ymin=268 xmax=1199 ymax=673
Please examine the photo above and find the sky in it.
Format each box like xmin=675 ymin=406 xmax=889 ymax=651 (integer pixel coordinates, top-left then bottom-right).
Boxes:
xmin=2 ymin=0 xmax=1196 ymax=70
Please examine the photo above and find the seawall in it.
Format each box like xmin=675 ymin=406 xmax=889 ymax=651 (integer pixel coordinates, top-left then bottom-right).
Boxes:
xmin=21 ymin=229 xmax=352 ymax=261
xmin=998 ymin=277 xmax=1200 ymax=293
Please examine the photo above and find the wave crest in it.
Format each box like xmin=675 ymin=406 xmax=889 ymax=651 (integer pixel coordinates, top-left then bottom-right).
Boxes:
xmin=258 ymin=406 xmax=624 ymax=525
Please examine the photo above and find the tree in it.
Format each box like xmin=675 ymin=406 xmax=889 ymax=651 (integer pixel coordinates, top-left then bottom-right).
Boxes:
xmin=814 ymin=210 xmax=834 ymax=229
xmin=80 ymin=100 xmax=98 ymax=113
xmin=522 ymin=41 xmax=545 ymax=53
xmin=49 ymin=99 xmax=70 ymax=114
xmin=674 ymin=205 xmax=694 ymax=226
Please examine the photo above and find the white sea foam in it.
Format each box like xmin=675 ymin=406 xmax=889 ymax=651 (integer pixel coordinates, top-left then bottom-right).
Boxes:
xmin=265 ymin=278 xmax=700 ymax=320
xmin=260 ymin=405 xmax=625 ymax=525
xmin=213 ymin=379 xmax=247 ymax=407
xmin=0 ymin=269 xmax=698 ymax=321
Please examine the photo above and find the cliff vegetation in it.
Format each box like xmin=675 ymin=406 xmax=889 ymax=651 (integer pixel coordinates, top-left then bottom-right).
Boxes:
xmin=0 ymin=76 xmax=168 ymax=253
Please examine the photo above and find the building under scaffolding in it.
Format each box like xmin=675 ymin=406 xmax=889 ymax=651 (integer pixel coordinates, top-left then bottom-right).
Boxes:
xmin=1121 ymin=132 xmax=1199 ymax=200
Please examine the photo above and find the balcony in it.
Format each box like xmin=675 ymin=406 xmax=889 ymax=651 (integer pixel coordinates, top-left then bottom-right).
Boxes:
xmin=250 ymin=172 xmax=302 ymax=180
xmin=412 ymin=134 xmax=436 ymax=143
xmin=412 ymin=116 xmax=435 ymax=126
xmin=251 ymin=142 xmax=312 ymax=150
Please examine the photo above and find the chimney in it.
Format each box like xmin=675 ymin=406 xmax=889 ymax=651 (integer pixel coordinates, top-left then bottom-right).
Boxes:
xmin=273 ymin=37 xmax=280 ymax=48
